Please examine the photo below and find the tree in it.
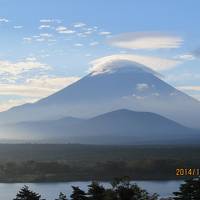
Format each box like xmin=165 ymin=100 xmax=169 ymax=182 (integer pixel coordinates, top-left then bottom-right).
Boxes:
xmin=55 ymin=192 xmax=67 ymax=200
xmin=103 ymin=189 xmax=117 ymax=200
xmin=173 ymin=177 xmax=200 ymax=200
xmin=88 ymin=181 xmax=106 ymax=200
xmin=13 ymin=185 xmax=42 ymax=200
xmin=70 ymin=186 xmax=87 ymax=200
xmin=111 ymin=177 xmax=158 ymax=200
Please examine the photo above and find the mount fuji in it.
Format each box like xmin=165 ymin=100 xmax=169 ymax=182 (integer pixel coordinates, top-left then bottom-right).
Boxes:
xmin=0 ymin=59 xmax=200 ymax=143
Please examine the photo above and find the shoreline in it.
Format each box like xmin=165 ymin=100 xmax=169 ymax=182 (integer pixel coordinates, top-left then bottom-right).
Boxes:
xmin=0 ymin=178 xmax=186 ymax=184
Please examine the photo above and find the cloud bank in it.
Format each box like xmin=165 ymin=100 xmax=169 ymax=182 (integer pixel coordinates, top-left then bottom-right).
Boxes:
xmin=108 ymin=32 xmax=183 ymax=50
xmin=89 ymin=54 xmax=180 ymax=75
xmin=0 ymin=76 xmax=80 ymax=111
xmin=177 ymin=86 xmax=200 ymax=91
xmin=0 ymin=59 xmax=50 ymax=76
xmin=0 ymin=76 xmax=80 ymax=98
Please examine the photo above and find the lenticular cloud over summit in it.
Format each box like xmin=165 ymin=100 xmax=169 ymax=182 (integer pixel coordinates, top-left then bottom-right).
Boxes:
xmin=89 ymin=54 xmax=180 ymax=75
xmin=90 ymin=55 xmax=157 ymax=75
xmin=89 ymin=57 xmax=158 ymax=76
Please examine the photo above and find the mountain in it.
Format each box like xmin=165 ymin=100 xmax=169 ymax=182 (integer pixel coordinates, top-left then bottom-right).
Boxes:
xmin=0 ymin=59 xmax=200 ymax=131
xmin=3 ymin=109 xmax=200 ymax=144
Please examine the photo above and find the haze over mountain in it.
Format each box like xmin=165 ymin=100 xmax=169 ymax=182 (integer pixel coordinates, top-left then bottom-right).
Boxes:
xmin=0 ymin=59 xmax=200 ymax=131
xmin=2 ymin=109 xmax=200 ymax=144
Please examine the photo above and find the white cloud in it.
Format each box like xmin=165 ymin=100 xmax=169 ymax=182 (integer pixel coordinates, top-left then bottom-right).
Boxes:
xmin=39 ymin=33 xmax=53 ymax=38
xmin=84 ymin=31 xmax=93 ymax=35
xmin=89 ymin=54 xmax=180 ymax=75
xmin=39 ymin=25 xmax=51 ymax=29
xmin=74 ymin=22 xmax=86 ymax=28
xmin=24 ymin=33 xmax=56 ymax=43
xmin=109 ymin=32 xmax=183 ymax=50
xmin=165 ymin=73 xmax=200 ymax=82
xmin=190 ymin=94 xmax=200 ymax=101
xmin=47 ymin=39 xmax=57 ymax=43
xmin=90 ymin=41 xmax=99 ymax=46
xmin=99 ymin=31 xmax=111 ymax=35
xmin=77 ymin=32 xmax=87 ymax=37
xmin=23 ymin=37 xmax=32 ymax=42
xmin=175 ymin=54 xmax=195 ymax=61
xmin=0 ymin=98 xmax=38 ymax=112
xmin=40 ymin=19 xmax=61 ymax=23
xmin=0 ymin=76 xmax=80 ymax=111
xmin=56 ymin=26 xmax=67 ymax=32
xmin=56 ymin=26 xmax=75 ymax=34
xmin=74 ymin=43 xmax=83 ymax=47
xmin=0 ymin=84 xmax=53 ymax=97
xmin=176 ymin=86 xmax=200 ymax=101
xmin=177 ymin=86 xmax=200 ymax=91
xmin=136 ymin=83 xmax=149 ymax=91
xmin=25 ymin=76 xmax=80 ymax=91
xmin=40 ymin=19 xmax=53 ymax=23
xmin=0 ymin=17 xmax=9 ymax=23
xmin=0 ymin=59 xmax=50 ymax=76
xmin=25 ymin=57 xmax=37 ymax=61
xmin=0 ymin=55 xmax=80 ymax=111
xmin=0 ymin=76 xmax=80 ymax=97
xmin=132 ymin=94 xmax=145 ymax=100
xmin=13 ymin=25 xmax=23 ymax=29
xmin=61 ymin=30 xmax=75 ymax=34
xmin=36 ymin=38 xmax=45 ymax=42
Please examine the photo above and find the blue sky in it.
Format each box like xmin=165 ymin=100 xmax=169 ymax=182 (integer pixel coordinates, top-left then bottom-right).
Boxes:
xmin=0 ymin=0 xmax=200 ymax=110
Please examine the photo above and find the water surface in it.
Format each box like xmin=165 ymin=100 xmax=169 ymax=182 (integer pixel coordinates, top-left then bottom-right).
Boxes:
xmin=0 ymin=180 xmax=183 ymax=199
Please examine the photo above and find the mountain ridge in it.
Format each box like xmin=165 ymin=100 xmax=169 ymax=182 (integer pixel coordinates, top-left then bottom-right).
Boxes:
xmin=0 ymin=61 xmax=200 ymax=134
xmin=2 ymin=109 xmax=199 ymax=144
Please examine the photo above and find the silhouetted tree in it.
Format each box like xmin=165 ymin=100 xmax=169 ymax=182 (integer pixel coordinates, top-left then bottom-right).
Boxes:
xmin=55 ymin=192 xmax=67 ymax=200
xmin=111 ymin=177 xmax=158 ymax=200
xmin=13 ymin=177 xmax=160 ymax=200
xmin=173 ymin=177 xmax=200 ymax=200
xmin=88 ymin=181 xmax=106 ymax=200
xmin=13 ymin=185 xmax=42 ymax=200
xmin=70 ymin=186 xmax=87 ymax=200
xmin=103 ymin=189 xmax=117 ymax=200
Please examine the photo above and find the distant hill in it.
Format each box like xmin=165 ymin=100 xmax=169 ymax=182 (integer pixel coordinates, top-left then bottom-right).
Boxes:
xmin=3 ymin=109 xmax=200 ymax=144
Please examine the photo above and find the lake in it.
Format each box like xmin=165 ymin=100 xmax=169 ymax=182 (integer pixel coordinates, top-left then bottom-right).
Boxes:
xmin=0 ymin=180 xmax=183 ymax=199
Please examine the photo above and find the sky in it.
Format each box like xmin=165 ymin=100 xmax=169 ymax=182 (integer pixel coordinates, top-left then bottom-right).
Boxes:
xmin=0 ymin=0 xmax=200 ymax=111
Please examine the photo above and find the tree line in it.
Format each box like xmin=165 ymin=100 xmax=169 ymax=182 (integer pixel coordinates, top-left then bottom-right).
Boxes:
xmin=0 ymin=159 xmax=196 ymax=182
xmin=13 ymin=177 xmax=200 ymax=200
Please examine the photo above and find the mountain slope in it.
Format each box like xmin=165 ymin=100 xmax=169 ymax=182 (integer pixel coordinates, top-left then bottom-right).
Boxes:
xmin=3 ymin=109 xmax=200 ymax=144
xmin=0 ymin=60 xmax=200 ymax=130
